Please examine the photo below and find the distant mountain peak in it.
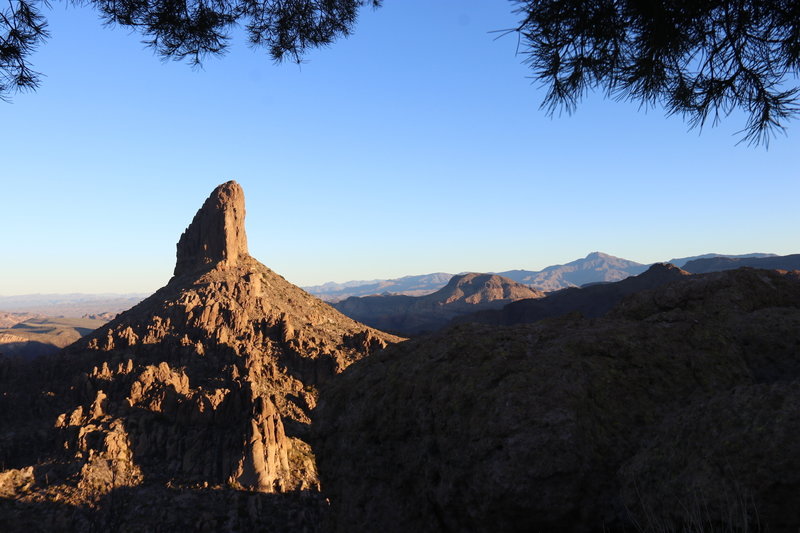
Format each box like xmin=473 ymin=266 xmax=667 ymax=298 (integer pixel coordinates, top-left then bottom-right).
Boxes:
xmin=174 ymin=180 xmax=250 ymax=276
xmin=645 ymin=262 xmax=689 ymax=274
xmin=440 ymin=273 xmax=544 ymax=304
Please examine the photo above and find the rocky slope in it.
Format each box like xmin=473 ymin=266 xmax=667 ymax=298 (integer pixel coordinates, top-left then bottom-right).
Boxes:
xmin=0 ymin=181 xmax=402 ymax=531
xmin=314 ymin=267 xmax=800 ymax=532
xmin=333 ymin=273 xmax=544 ymax=335
xmin=458 ymin=262 xmax=691 ymax=326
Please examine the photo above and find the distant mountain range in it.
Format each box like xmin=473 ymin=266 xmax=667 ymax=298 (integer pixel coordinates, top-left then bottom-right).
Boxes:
xmin=454 ymin=263 xmax=692 ymax=327
xmin=682 ymin=254 xmax=799 ymax=273
xmin=667 ymin=252 xmax=776 ymax=268
xmin=496 ymin=251 xmax=648 ymax=291
xmin=332 ymin=254 xmax=800 ymax=336
xmin=302 ymin=273 xmax=453 ymax=302
xmin=332 ymin=273 xmax=544 ymax=335
xmin=303 ymin=251 xmax=780 ymax=301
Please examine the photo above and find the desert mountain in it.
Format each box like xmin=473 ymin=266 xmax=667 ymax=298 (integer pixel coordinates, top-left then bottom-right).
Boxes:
xmin=458 ymin=262 xmax=692 ymax=327
xmin=0 ymin=181 xmax=401 ymax=531
xmin=306 ymin=252 xmax=651 ymax=299
xmin=304 ymin=252 xmax=785 ymax=301
xmin=315 ymin=267 xmax=800 ymax=532
xmin=498 ymin=251 xmax=648 ymax=291
xmin=333 ymin=273 xmax=544 ymax=335
xmin=683 ymin=253 xmax=800 ymax=274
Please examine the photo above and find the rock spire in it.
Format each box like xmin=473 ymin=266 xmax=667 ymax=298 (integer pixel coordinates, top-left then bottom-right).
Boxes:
xmin=174 ymin=180 xmax=249 ymax=276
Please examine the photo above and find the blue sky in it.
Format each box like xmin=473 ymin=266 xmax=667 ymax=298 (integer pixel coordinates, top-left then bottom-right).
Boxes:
xmin=1 ymin=0 xmax=798 ymax=295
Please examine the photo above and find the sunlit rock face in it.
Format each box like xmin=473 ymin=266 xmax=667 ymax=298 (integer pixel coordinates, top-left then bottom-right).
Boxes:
xmin=174 ymin=180 xmax=250 ymax=276
xmin=0 ymin=181 xmax=402 ymax=531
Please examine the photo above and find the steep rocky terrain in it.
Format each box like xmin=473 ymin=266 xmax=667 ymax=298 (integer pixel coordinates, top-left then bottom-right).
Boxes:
xmin=315 ymin=267 xmax=800 ymax=532
xmin=458 ymin=262 xmax=691 ymax=327
xmin=333 ymin=273 xmax=544 ymax=335
xmin=683 ymin=253 xmax=800 ymax=274
xmin=0 ymin=181 xmax=401 ymax=531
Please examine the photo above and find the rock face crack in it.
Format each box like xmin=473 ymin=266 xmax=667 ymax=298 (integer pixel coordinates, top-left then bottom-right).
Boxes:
xmin=174 ymin=180 xmax=250 ymax=276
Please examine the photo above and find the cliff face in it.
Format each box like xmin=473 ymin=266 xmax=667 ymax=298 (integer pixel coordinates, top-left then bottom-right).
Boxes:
xmin=174 ymin=181 xmax=249 ymax=276
xmin=0 ymin=181 xmax=402 ymax=531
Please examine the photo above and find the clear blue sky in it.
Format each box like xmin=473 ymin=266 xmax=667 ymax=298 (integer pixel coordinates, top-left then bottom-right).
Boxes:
xmin=1 ymin=0 xmax=798 ymax=295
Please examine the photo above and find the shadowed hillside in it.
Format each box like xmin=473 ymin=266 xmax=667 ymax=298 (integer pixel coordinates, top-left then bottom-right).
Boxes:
xmin=315 ymin=267 xmax=800 ymax=532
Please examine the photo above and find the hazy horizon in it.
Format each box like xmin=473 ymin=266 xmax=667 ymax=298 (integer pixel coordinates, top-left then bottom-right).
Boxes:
xmin=0 ymin=249 xmax=792 ymax=298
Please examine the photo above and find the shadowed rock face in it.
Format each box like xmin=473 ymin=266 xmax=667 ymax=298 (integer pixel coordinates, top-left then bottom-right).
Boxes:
xmin=174 ymin=181 xmax=249 ymax=276
xmin=0 ymin=181 xmax=402 ymax=531
xmin=314 ymin=268 xmax=800 ymax=533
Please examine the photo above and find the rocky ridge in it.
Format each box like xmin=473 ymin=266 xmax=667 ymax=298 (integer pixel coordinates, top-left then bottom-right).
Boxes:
xmin=0 ymin=181 xmax=402 ymax=531
xmin=315 ymin=267 xmax=800 ymax=532
xmin=682 ymin=253 xmax=800 ymax=274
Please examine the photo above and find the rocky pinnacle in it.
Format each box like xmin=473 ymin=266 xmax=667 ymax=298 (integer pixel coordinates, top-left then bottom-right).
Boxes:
xmin=174 ymin=180 xmax=249 ymax=276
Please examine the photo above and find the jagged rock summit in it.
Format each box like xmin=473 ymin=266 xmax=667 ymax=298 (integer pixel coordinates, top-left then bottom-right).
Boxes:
xmin=0 ymin=182 xmax=402 ymax=531
xmin=174 ymin=180 xmax=249 ymax=276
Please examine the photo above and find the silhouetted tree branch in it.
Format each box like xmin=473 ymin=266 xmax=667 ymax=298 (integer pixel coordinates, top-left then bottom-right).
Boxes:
xmin=1 ymin=0 xmax=378 ymax=96
xmin=510 ymin=0 xmax=800 ymax=145
xmin=2 ymin=0 xmax=799 ymax=145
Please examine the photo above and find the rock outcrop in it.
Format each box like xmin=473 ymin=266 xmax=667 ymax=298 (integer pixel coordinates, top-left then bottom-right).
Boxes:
xmin=0 ymin=181 xmax=402 ymax=531
xmin=314 ymin=267 xmax=800 ymax=532
xmin=174 ymin=181 xmax=249 ymax=276
xmin=333 ymin=273 xmax=544 ymax=335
